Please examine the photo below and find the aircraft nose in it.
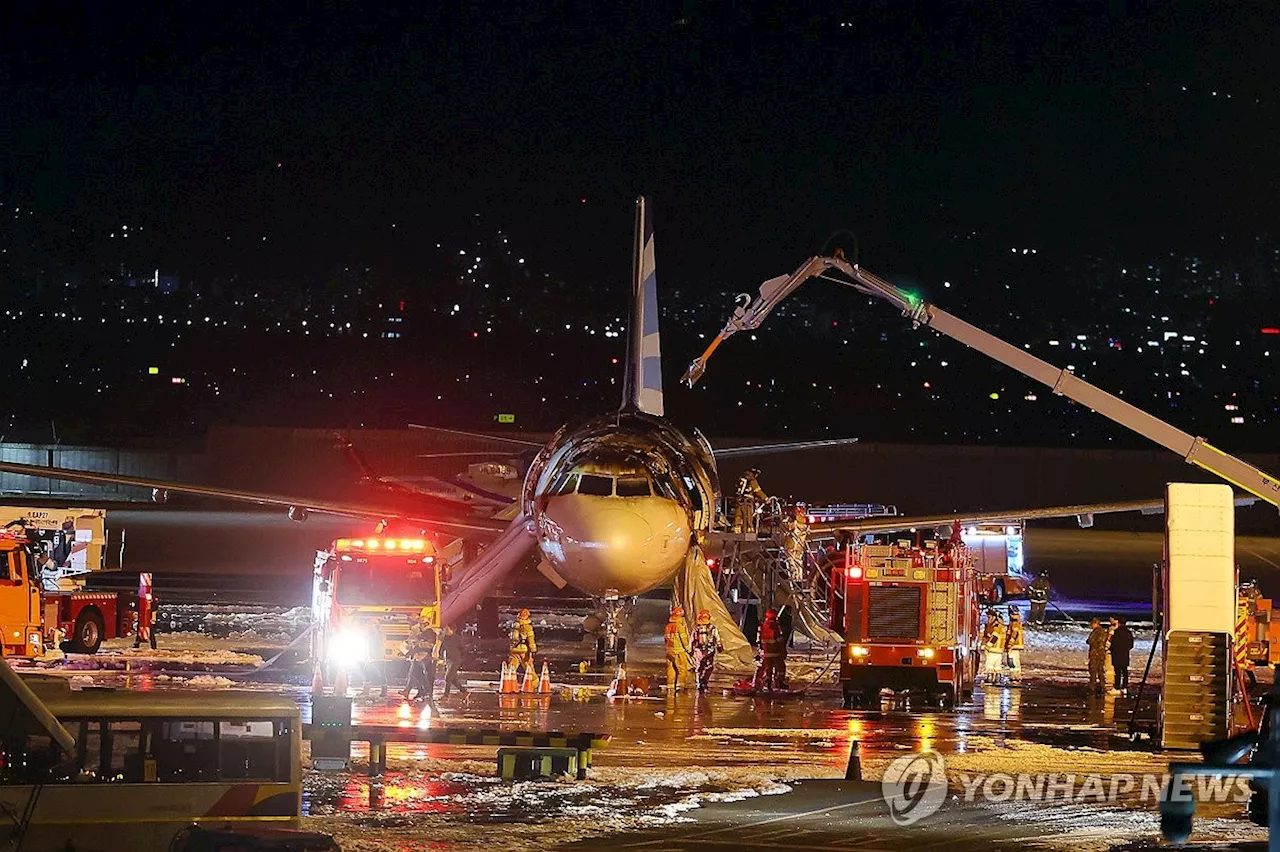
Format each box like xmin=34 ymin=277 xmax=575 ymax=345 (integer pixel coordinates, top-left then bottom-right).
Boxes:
xmin=592 ymin=508 xmax=653 ymax=552
xmin=539 ymin=497 xmax=690 ymax=596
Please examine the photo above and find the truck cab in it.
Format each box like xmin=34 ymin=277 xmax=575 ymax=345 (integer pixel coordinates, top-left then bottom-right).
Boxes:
xmin=311 ymin=536 xmax=443 ymax=693
xmin=0 ymin=532 xmax=47 ymax=657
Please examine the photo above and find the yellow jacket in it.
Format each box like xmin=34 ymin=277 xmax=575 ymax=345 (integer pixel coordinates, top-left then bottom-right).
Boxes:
xmin=664 ymin=617 xmax=690 ymax=657
xmin=510 ymin=617 xmax=536 ymax=654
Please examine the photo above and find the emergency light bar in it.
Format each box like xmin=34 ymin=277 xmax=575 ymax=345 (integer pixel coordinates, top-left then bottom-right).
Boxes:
xmin=334 ymin=538 xmax=427 ymax=553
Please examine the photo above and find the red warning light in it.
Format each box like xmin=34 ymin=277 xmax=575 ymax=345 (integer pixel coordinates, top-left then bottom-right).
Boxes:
xmin=1262 ymin=327 xmax=1280 ymax=335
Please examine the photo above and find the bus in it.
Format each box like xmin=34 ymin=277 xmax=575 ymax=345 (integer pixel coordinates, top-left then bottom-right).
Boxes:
xmin=0 ymin=679 xmax=302 ymax=852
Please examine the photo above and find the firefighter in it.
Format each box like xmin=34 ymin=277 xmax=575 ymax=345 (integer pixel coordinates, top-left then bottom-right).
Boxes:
xmin=780 ymin=504 xmax=808 ymax=580
xmin=732 ymin=468 xmax=768 ymax=533
xmin=982 ymin=611 xmax=1006 ymax=684
xmin=1028 ymin=572 xmax=1051 ymax=624
xmin=1004 ymin=609 xmax=1024 ymax=684
xmin=756 ymin=608 xmax=788 ymax=691
xmin=133 ymin=594 xmax=158 ymax=650
xmin=691 ymin=609 xmax=723 ymax=691
xmin=507 ymin=608 xmax=537 ymax=679
xmin=1086 ymin=617 xmax=1109 ymax=695
xmin=664 ymin=606 xmax=691 ymax=691
xmin=438 ymin=624 xmax=468 ymax=697
xmin=402 ymin=611 xmax=437 ymax=704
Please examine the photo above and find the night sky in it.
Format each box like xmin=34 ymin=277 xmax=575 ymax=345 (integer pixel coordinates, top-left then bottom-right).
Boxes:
xmin=4 ymin=3 xmax=1280 ymax=445
xmin=6 ymin=3 xmax=1280 ymax=280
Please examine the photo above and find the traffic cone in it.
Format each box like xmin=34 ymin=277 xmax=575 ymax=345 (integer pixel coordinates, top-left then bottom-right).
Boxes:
xmin=844 ymin=740 xmax=862 ymax=781
xmin=500 ymin=661 xmax=515 ymax=694
xmin=538 ymin=662 xmax=551 ymax=695
xmin=521 ymin=663 xmax=536 ymax=693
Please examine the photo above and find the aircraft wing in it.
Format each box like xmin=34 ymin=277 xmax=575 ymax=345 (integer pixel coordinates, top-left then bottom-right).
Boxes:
xmin=712 ymin=437 xmax=859 ymax=458
xmin=0 ymin=460 xmax=510 ymax=538
xmin=807 ymin=495 xmax=1261 ymax=537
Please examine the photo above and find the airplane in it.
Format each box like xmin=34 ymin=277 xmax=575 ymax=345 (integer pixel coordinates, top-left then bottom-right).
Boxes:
xmin=0 ymin=196 xmax=1224 ymax=666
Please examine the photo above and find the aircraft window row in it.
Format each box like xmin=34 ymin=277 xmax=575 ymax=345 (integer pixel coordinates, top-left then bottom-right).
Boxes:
xmin=549 ymin=471 xmax=656 ymax=497
xmin=0 ymin=717 xmax=292 ymax=785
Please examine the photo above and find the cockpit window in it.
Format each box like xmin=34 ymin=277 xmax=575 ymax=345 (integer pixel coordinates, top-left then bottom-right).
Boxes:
xmin=615 ymin=476 xmax=651 ymax=497
xmin=576 ymin=474 xmax=614 ymax=496
xmin=551 ymin=473 xmax=579 ymax=496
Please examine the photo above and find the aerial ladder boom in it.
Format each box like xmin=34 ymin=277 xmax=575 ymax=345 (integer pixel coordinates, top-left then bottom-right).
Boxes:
xmin=682 ymin=253 xmax=1280 ymax=509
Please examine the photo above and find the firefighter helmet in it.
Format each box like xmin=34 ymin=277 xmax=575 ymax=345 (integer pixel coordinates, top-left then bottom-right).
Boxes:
xmin=764 ymin=608 xmax=778 ymax=621
xmin=697 ymin=609 xmax=712 ymax=624
xmin=671 ymin=606 xmax=685 ymax=619
xmin=419 ymin=606 xmax=432 ymax=619
xmin=518 ymin=608 xmax=531 ymax=620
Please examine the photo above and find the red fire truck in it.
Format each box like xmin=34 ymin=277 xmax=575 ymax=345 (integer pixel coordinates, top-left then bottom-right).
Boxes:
xmin=311 ymin=534 xmax=444 ymax=694
xmin=0 ymin=514 xmax=137 ymax=656
xmin=830 ymin=538 xmax=981 ymax=708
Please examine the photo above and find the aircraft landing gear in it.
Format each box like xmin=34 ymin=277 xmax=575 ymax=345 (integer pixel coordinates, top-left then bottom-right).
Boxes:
xmin=592 ymin=595 xmax=633 ymax=667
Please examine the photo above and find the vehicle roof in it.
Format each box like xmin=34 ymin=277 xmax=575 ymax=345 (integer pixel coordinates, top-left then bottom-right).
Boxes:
xmin=23 ymin=680 xmax=299 ymax=719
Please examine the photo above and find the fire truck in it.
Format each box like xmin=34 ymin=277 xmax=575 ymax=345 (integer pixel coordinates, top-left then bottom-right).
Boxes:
xmin=1238 ymin=581 xmax=1280 ymax=671
xmin=0 ymin=510 xmax=136 ymax=656
xmin=830 ymin=537 xmax=981 ymax=708
xmin=311 ymin=534 xmax=445 ymax=694
xmin=960 ymin=522 xmax=1030 ymax=603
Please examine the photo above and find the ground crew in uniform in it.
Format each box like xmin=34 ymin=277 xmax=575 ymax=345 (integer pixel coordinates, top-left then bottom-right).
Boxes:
xmin=1086 ymin=618 xmax=1109 ymax=694
xmin=982 ymin=611 xmax=1006 ymax=684
xmin=1004 ymin=609 xmax=1024 ymax=684
xmin=1110 ymin=617 xmax=1134 ymax=695
xmin=507 ymin=608 xmax=537 ymax=679
xmin=732 ymin=468 xmax=768 ymax=533
xmin=1104 ymin=617 xmax=1119 ymax=695
xmin=756 ymin=608 xmax=788 ymax=691
xmin=1028 ymin=572 xmax=1051 ymax=624
xmin=438 ymin=624 xmax=468 ymax=697
xmin=691 ymin=609 xmax=723 ymax=691
xmin=664 ymin=606 xmax=692 ymax=691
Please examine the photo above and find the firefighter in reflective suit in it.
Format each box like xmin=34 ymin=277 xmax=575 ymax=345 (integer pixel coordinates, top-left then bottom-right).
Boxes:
xmin=664 ymin=606 xmax=691 ymax=691
xmin=691 ymin=609 xmax=723 ymax=691
xmin=732 ymin=468 xmax=768 ymax=533
xmin=755 ymin=608 xmax=788 ymax=691
xmin=507 ymin=608 xmax=537 ymax=679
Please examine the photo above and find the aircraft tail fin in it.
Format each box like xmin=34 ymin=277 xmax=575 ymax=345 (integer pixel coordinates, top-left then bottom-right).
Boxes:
xmin=620 ymin=195 xmax=664 ymax=416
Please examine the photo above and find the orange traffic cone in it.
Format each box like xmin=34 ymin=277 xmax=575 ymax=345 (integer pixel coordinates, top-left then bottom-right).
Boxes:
xmin=521 ymin=663 xmax=537 ymax=693
xmin=500 ymin=661 xmax=515 ymax=694
xmin=537 ymin=662 xmax=551 ymax=695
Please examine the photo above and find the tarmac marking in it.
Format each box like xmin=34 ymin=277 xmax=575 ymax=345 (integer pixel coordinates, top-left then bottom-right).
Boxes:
xmin=618 ymin=796 xmax=885 ymax=847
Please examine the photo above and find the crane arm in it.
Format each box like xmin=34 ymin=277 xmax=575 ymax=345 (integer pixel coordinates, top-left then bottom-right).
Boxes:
xmin=683 ymin=254 xmax=1280 ymax=509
